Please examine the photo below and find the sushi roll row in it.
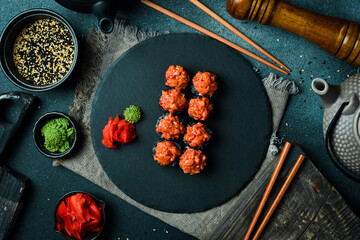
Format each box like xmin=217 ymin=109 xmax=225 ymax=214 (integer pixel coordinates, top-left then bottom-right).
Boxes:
xmin=154 ymin=65 xmax=218 ymax=175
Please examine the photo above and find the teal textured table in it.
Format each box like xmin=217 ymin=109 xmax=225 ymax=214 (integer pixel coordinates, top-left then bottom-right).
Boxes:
xmin=0 ymin=0 xmax=359 ymax=239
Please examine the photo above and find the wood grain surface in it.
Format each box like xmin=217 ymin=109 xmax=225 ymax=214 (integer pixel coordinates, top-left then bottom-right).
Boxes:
xmin=0 ymin=166 xmax=27 ymax=240
xmin=211 ymin=145 xmax=360 ymax=240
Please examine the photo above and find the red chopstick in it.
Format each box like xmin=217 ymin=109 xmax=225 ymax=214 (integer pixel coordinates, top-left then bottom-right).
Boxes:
xmin=140 ymin=0 xmax=289 ymax=75
xmin=244 ymin=142 xmax=292 ymax=240
xmin=252 ymin=154 xmax=306 ymax=240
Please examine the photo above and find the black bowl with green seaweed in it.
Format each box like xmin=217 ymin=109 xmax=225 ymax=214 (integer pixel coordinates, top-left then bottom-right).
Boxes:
xmin=0 ymin=9 xmax=79 ymax=92
xmin=33 ymin=111 xmax=78 ymax=158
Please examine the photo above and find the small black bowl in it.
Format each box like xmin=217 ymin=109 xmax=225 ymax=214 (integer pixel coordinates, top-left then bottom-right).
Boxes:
xmin=33 ymin=111 xmax=78 ymax=158
xmin=0 ymin=8 xmax=79 ymax=91
xmin=54 ymin=191 xmax=106 ymax=240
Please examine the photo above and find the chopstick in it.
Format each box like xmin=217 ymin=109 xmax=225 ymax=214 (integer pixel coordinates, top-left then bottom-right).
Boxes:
xmin=244 ymin=142 xmax=292 ymax=240
xmin=188 ymin=0 xmax=291 ymax=72
xmin=252 ymin=154 xmax=306 ymax=240
xmin=140 ymin=0 xmax=289 ymax=75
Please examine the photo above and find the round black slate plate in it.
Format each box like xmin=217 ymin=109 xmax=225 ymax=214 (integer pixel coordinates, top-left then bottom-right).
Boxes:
xmin=91 ymin=33 xmax=272 ymax=213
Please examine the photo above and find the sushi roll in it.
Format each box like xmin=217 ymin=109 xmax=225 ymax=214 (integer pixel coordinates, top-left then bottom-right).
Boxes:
xmin=159 ymin=89 xmax=188 ymax=113
xmin=179 ymin=148 xmax=207 ymax=175
xmin=183 ymin=122 xmax=211 ymax=148
xmin=165 ymin=65 xmax=190 ymax=90
xmin=192 ymin=72 xmax=218 ymax=97
xmin=156 ymin=113 xmax=185 ymax=140
xmin=188 ymin=97 xmax=213 ymax=121
xmin=154 ymin=141 xmax=181 ymax=166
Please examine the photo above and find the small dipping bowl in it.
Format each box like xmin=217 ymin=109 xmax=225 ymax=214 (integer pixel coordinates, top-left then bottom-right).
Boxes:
xmin=33 ymin=111 xmax=78 ymax=158
xmin=0 ymin=8 xmax=79 ymax=91
xmin=54 ymin=191 xmax=106 ymax=240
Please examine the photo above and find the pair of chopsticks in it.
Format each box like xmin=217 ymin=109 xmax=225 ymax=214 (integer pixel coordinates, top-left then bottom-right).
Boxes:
xmin=141 ymin=0 xmax=291 ymax=75
xmin=245 ymin=142 xmax=305 ymax=240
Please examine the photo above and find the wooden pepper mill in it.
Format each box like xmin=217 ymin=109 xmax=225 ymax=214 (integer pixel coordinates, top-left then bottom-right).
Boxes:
xmin=226 ymin=0 xmax=360 ymax=66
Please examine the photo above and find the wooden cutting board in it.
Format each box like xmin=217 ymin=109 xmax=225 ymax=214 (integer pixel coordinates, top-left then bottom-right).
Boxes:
xmin=211 ymin=145 xmax=360 ymax=239
xmin=0 ymin=166 xmax=28 ymax=239
xmin=0 ymin=92 xmax=36 ymax=239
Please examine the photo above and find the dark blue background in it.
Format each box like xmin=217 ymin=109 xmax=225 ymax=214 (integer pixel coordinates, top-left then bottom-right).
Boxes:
xmin=1 ymin=0 xmax=359 ymax=239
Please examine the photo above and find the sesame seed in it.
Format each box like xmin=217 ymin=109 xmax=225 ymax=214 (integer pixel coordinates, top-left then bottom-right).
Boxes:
xmin=12 ymin=18 xmax=74 ymax=86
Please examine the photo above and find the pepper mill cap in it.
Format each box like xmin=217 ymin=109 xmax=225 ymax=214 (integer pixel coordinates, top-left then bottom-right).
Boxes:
xmin=226 ymin=0 xmax=253 ymax=20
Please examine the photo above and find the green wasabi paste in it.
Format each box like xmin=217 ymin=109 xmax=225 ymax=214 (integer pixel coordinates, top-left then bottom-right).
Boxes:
xmin=41 ymin=117 xmax=75 ymax=153
xmin=124 ymin=105 xmax=142 ymax=124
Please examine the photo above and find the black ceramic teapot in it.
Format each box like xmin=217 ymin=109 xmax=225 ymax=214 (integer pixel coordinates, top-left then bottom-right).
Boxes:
xmin=55 ymin=0 xmax=135 ymax=33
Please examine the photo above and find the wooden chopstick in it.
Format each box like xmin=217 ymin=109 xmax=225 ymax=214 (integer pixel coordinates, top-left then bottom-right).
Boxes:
xmin=188 ymin=0 xmax=291 ymax=72
xmin=244 ymin=142 xmax=292 ymax=240
xmin=140 ymin=0 xmax=289 ymax=75
xmin=252 ymin=154 xmax=306 ymax=240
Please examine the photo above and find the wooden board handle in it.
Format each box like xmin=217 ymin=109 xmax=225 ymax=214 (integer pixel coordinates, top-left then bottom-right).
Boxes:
xmin=226 ymin=0 xmax=360 ymax=66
